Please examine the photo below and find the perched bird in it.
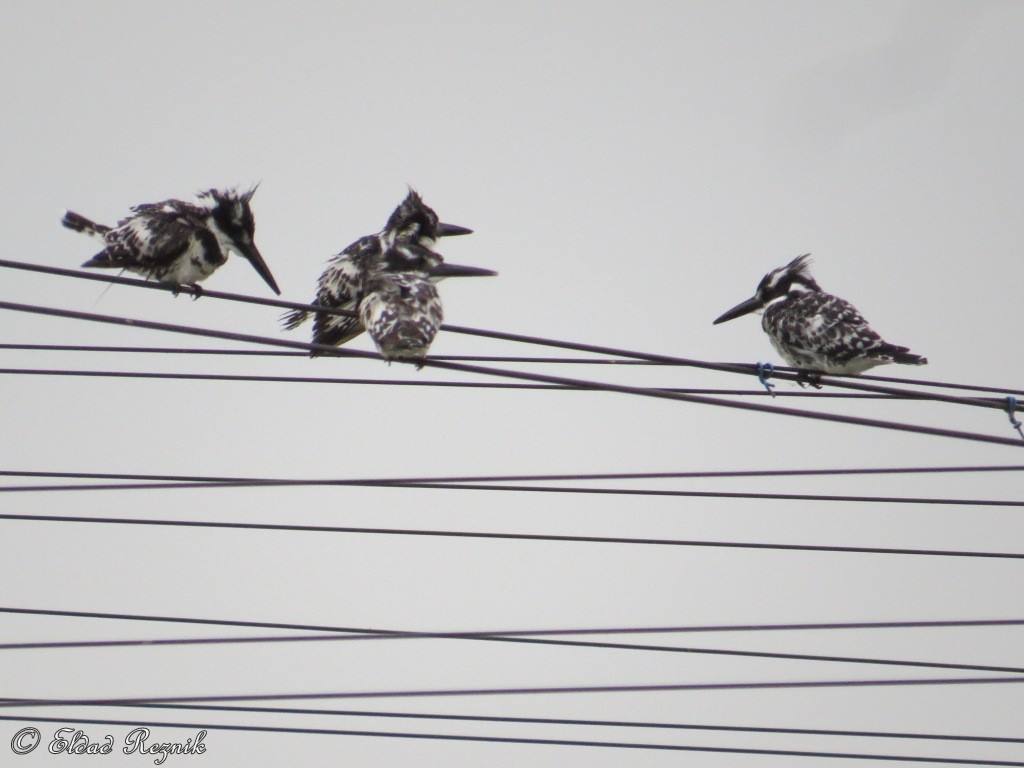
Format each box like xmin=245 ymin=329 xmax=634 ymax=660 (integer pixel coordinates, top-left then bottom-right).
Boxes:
xmin=62 ymin=186 xmax=280 ymax=296
xmin=713 ymin=254 xmax=927 ymax=376
xmin=281 ymin=189 xmax=474 ymax=350
xmin=359 ymin=243 xmax=496 ymax=364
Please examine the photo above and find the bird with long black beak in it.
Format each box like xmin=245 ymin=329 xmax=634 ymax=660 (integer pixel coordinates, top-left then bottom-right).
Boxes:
xmin=713 ymin=253 xmax=927 ymax=376
xmin=281 ymin=189 xmax=485 ymax=353
xmin=359 ymin=242 xmax=496 ymax=364
xmin=62 ymin=186 xmax=280 ymax=296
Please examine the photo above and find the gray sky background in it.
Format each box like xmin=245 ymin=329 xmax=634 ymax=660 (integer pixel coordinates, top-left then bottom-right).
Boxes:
xmin=1 ymin=1 xmax=1022 ymax=765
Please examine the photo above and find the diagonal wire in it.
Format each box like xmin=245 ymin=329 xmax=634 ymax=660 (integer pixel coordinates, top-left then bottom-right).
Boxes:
xmin=102 ymin=702 xmax=1024 ymax=745
xmin=5 ymin=675 xmax=1024 ymax=710
xmin=0 ymin=714 xmax=1020 ymax=765
xmin=0 ymin=299 xmax=1020 ymax=447
xmin=1 ymin=476 xmax=1021 ymax=507
xmin=1 ymin=340 xmax=1021 ymax=399
xmin=1 ymin=463 xmax=1021 ymax=484
xmin=4 ymin=606 xmax=1023 ymax=640
xmin=0 ymin=366 xmax=907 ymax=397
xmin=1 ymin=258 xmax=1020 ymax=407
xmin=3 ymin=626 xmax=1024 ymax=677
xmin=4 ymin=511 xmax=1024 ymax=558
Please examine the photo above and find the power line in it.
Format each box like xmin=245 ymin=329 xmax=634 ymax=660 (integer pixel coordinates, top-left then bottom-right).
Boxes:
xmin=2 ymin=714 xmax=1020 ymax=765
xmin=112 ymin=702 xmax=1024 ymax=744
xmin=3 ymin=463 xmax=1020 ymax=484
xmin=4 ymin=605 xmax=1021 ymax=640
xmin=2 ymin=476 xmax=1020 ymax=507
xmin=0 ymin=299 xmax=1020 ymax=448
xmin=4 ymin=512 xmax=1024 ymax=558
xmin=4 ymin=627 xmax=1023 ymax=676
xmin=6 ymin=675 xmax=1024 ymax=710
xmin=1 ymin=339 xmax=1020 ymax=400
xmin=2 ymin=339 xmax=1019 ymax=397
xmin=1 ymin=258 xmax=1019 ymax=408
xmin=0 ymin=366 xmax=906 ymax=398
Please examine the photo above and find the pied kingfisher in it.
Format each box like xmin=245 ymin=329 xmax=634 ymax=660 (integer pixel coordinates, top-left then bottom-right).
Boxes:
xmin=360 ymin=242 xmax=495 ymax=364
xmin=713 ymin=254 xmax=927 ymax=376
xmin=62 ymin=186 xmax=280 ymax=296
xmin=281 ymin=189 xmax=477 ymax=353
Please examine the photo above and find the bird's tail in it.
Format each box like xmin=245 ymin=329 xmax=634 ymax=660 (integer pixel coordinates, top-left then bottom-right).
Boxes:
xmin=62 ymin=211 xmax=110 ymax=242
xmin=884 ymin=344 xmax=928 ymax=366
xmin=280 ymin=308 xmax=310 ymax=330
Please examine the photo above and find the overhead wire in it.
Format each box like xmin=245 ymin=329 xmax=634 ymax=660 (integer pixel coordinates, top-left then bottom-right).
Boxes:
xmin=2 ymin=714 xmax=1020 ymax=765
xmin=0 ymin=299 xmax=1020 ymax=447
xmin=4 ymin=626 xmax=1024 ymax=677
xmin=0 ymin=340 xmax=1021 ymax=399
xmin=0 ymin=366 xmax=909 ymax=397
xmin=72 ymin=702 xmax=1024 ymax=745
xmin=4 ymin=605 xmax=1022 ymax=639
xmin=1 ymin=258 xmax=1020 ymax=408
xmin=6 ymin=674 xmax=1024 ymax=710
xmin=4 ymin=511 xmax=1024 ymax=558
xmin=2 ymin=463 xmax=1021 ymax=483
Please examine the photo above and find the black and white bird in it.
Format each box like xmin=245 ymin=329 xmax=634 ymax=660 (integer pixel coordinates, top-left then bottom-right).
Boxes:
xmin=281 ymin=189 xmax=477 ymax=353
xmin=359 ymin=242 xmax=496 ymax=364
xmin=62 ymin=186 xmax=280 ymax=296
xmin=713 ymin=254 xmax=927 ymax=375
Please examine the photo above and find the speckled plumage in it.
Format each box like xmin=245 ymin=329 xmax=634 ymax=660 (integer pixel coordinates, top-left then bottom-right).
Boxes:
xmin=62 ymin=187 xmax=279 ymax=294
xmin=359 ymin=270 xmax=444 ymax=362
xmin=282 ymin=189 xmax=471 ymax=354
xmin=715 ymin=254 xmax=927 ymax=375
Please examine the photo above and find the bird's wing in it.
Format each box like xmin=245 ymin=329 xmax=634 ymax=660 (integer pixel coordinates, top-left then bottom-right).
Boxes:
xmin=780 ymin=293 xmax=887 ymax=364
xmin=105 ymin=209 xmax=194 ymax=268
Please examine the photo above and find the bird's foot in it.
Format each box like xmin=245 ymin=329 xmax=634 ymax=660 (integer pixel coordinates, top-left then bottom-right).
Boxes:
xmin=189 ymin=284 xmax=204 ymax=300
xmin=796 ymin=370 xmax=824 ymax=389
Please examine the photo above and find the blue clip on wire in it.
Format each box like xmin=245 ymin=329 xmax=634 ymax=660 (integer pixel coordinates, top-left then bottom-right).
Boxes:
xmin=1007 ymin=396 xmax=1024 ymax=443
xmin=757 ymin=362 xmax=776 ymax=397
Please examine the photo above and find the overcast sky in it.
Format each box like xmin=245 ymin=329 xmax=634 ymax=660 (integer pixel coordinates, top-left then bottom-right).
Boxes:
xmin=1 ymin=1 xmax=1022 ymax=765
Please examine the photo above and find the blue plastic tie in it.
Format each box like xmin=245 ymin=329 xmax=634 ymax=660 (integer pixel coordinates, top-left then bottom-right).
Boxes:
xmin=1006 ymin=396 xmax=1024 ymax=442
xmin=757 ymin=362 xmax=776 ymax=397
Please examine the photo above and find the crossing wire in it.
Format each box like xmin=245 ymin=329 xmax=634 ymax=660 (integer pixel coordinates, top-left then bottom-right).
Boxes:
xmin=6 ymin=675 xmax=1024 ymax=710
xmin=2 ymin=714 xmax=1021 ymax=765
xmin=4 ymin=605 xmax=1022 ymax=639
xmin=1 ymin=258 xmax=1019 ymax=409
xmin=1 ymin=476 xmax=1021 ymax=507
xmin=0 ymin=299 xmax=1020 ymax=448
xmin=86 ymin=702 xmax=1024 ymax=745
xmin=0 ymin=339 xmax=1021 ymax=399
xmin=4 ymin=511 xmax=1024 ymax=558
xmin=3 ymin=626 xmax=1024 ymax=676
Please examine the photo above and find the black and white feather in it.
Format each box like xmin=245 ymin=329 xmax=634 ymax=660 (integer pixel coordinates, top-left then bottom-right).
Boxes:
xmin=714 ymin=254 xmax=927 ymax=375
xmin=282 ymin=189 xmax=474 ymax=352
xmin=62 ymin=186 xmax=279 ymax=295
xmin=360 ymin=269 xmax=445 ymax=363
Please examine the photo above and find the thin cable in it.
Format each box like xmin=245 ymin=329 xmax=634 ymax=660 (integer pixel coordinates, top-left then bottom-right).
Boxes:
xmin=2 ymin=463 xmax=1021 ymax=484
xmin=1 ymin=339 xmax=1021 ymax=399
xmin=1 ymin=715 xmax=1019 ymax=765
xmin=0 ymin=366 xmax=905 ymax=398
xmin=4 ymin=628 xmax=1024 ymax=676
xmin=1 ymin=258 xmax=1019 ymax=405
xmin=4 ymin=606 xmax=1022 ymax=640
xmin=4 ymin=512 xmax=1024 ymax=559
xmin=6 ymin=675 xmax=1024 ymax=710
xmin=114 ymin=702 xmax=1024 ymax=744
xmin=0 ymin=299 xmax=1019 ymax=448
xmin=2 ymin=476 xmax=1020 ymax=507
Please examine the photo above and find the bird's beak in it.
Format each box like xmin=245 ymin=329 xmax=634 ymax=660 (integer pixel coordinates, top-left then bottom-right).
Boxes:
xmin=427 ymin=262 xmax=498 ymax=279
xmin=436 ymin=222 xmax=474 ymax=237
xmin=713 ymin=295 xmax=762 ymax=325
xmin=237 ymin=241 xmax=281 ymax=295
